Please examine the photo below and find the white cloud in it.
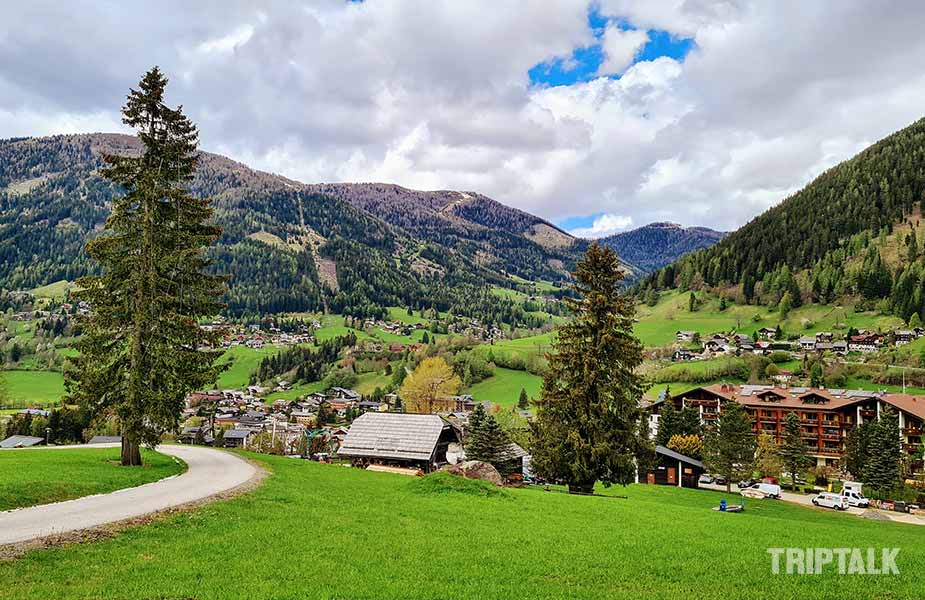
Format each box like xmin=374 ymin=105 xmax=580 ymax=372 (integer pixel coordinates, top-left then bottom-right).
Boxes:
xmin=597 ymin=25 xmax=648 ymax=75
xmin=2 ymin=1 xmax=925 ymax=233
xmin=570 ymin=213 xmax=634 ymax=238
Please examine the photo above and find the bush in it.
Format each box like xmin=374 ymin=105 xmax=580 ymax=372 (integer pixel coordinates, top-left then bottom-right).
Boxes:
xmin=408 ymin=471 xmax=511 ymax=498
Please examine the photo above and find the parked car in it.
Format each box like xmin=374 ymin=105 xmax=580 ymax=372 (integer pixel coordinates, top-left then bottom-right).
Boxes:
xmin=741 ymin=482 xmax=781 ymax=499
xmin=737 ymin=479 xmax=755 ymax=489
xmin=714 ymin=475 xmax=727 ymax=485
xmin=841 ymin=481 xmax=869 ymax=508
xmin=813 ymin=492 xmax=848 ymax=510
xmin=841 ymin=489 xmax=869 ymax=508
xmin=698 ymin=474 xmax=715 ymax=485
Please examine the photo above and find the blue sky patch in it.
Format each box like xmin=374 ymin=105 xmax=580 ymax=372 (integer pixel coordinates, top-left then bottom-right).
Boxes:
xmin=529 ymin=9 xmax=693 ymax=87
xmin=556 ymin=213 xmax=599 ymax=231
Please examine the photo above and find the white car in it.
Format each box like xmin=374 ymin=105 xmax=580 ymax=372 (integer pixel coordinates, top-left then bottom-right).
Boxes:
xmin=740 ymin=482 xmax=781 ymax=499
xmin=813 ymin=492 xmax=848 ymax=510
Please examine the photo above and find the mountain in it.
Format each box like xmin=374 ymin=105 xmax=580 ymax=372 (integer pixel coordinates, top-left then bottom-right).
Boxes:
xmin=639 ymin=116 xmax=925 ymax=317
xmin=0 ymin=133 xmax=583 ymax=319
xmin=598 ymin=222 xmax=726 ymax=275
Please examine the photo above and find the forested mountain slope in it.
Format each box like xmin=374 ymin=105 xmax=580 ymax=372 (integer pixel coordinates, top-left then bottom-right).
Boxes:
xmin=598 ymin=222 xmax=725 ymax=274
xmin=640 ymin=116 xmax=925 ymax=320
xmin=0 ymin=133 xmax=580 ymax=320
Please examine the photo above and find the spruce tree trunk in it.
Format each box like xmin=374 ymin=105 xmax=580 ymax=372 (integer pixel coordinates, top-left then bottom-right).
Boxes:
xmin=121 ymin=434 xmax=142 ymax=466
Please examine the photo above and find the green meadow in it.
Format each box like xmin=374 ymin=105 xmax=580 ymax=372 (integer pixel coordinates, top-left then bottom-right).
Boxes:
xmin=2 ymin=370 xmax=65 ymax=407
xmin=634 ymin=290 xmax=903 ymax=348
xmin=0 ymin=448 xmax=184 ymax=511
xmin=466 ymin=367 xmax=542 ymax=406
xmin=2 ymin=454 xmax=923 ymax=598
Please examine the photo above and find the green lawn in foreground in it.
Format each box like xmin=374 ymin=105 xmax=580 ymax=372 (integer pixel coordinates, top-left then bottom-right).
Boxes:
xmin=466 ymin=367 xmax=542 ymax=406
xmin=3 ymin=454 xmax=923 ymax=598
xmin=2 ymin=370 xmax=65 ymax=406
xmin=0 ymin=448 xmax=184 ymax=511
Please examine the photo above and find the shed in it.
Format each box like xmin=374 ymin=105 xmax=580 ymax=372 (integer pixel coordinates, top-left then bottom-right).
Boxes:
xmin=0 ymin=435 xmax=45 ymax=448
xmin=223 ymin=429 xmax=253 ymax=448
xmin=643 ymin=445 xmax=704 ymax=489
xmin=337 ymin=412 xmax=461 ymax=472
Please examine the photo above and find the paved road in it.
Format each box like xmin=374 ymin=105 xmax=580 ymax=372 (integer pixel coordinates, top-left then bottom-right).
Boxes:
xmin=0 ymin=444 xmax=257 ymax=545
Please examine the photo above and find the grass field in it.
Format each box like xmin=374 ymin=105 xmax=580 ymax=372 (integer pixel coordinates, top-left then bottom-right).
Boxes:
xmin=2 ymin=370 xmax=65 ymax=406
xmin=214 ymin=345 xmax=281 ymax=389
xmin=466 ymin=367 xmax=543 ymax=406
xmin=3 ymin=454 xmax=924 ymax=598
xmin=28 ymin=279 xmax=75 ymax=299
xmin=0 ymin=448 xmax=184 ymax=511
xmin=635 ymin=290 xmax=903 ymax=348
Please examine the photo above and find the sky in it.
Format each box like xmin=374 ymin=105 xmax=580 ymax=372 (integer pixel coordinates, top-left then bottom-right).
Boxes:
xmin=3 ymin=1 xmax=925 ymax=238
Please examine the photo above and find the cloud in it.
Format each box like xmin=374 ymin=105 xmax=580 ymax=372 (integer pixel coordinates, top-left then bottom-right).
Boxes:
xmin=2 ymin=1 xmax=925 ymax=234
xmin=597 ymin=24 xmax=648 ymax=75
xmin=569 ymin=213 xmax=634 ymax=238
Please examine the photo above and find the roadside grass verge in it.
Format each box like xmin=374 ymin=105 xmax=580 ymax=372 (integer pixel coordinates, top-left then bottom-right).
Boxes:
xmin=0 ymin=448 xmax=185 ymax=512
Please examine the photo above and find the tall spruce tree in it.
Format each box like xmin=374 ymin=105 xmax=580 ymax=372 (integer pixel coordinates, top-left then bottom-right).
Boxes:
xmin=866 ymin=407 xmax=902 ymax=492
xmin=655 ymin=401 xmax=679 ymax=447
xmin=530 ymin=243 xmax=646 ymax=494
xmin=66 ymin=67 xmax=226 ymax=466
xmin=842 ymin=419 xmax=873 ymax=480
xmin=779 ymin=412 xmax=812 ymax=490
xmin=702 ymin=401 xmax=755 ymax=492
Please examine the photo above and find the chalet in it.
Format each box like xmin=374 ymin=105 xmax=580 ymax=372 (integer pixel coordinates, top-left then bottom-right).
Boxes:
xmin=758 ymin=327 xmax=777 ymax=339
xmin=651 ymin=384 xmax=925 ymax=469
xmin=337 ymin=412 xmax=462 ymax=472
xmin=673 ymin=348 xmax=696 ymax=362
xmin=642 ymin=445 xmax=704 ymax=488
xmin=848 ymin=334 xmax=882 ymax=353
xmin=894 ymin=330 xmax=917 ymax=346
xmin=676 ymin=331 xmax=696 ymax=342
xmin=832 ymin=341 xmax=848 ymax=355
xmin=799 ymin=336 xmax=817 ymax=351
xmin=816 ymin=332 xmax=834 ymax=342
xmin=770 ymin=369 xmax=793 ymax=385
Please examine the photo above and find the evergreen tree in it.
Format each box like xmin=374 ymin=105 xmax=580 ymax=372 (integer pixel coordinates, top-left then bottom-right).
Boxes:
xmin=517 ymin=388 xmax=529 ymax=410
xmin=66 ymin=68 xmax=226 ymax=466
xmin=779 ymin=412 xmax=812 ymax=490
xmin=866 ymin=407 xmax=902 ymax=492
xmin=842 ymin=419 xmax=873 ymax=480
xmin=703 ymin=401 xmax=755 ymax=492
xmin=531 ymin=244 xmax=647 ymax=494
xmin=809 ymin=362 xmax=824 ymax=388
xmin=688 ymin=291 xmax=697 ymax=312
xmin=465 ymin=403 xmax=512 ymax=471
xmin=655 ymin=401 xmax=679 ymax=447
xmin=677 ymin=405 xmax=702 ymax=437
xmin=755 ymin=433 xmax=783 ymax=479
xmin=910 ymin=312 xmax=922 ymax=329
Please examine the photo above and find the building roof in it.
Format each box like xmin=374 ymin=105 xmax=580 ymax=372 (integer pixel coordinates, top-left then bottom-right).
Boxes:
xmin=338 ymin=412 xmax=456 ymax=462
xmin=223 ymin=429 xmax=253 ymax=440
xmin=0 ymin=435 xmax=44 ymax=448
xmin=655 ymin=445 xmax=704 ymax=469
xmin=678 ymin=384 xmax=925 ymax=420
xmin=87 ymin=435 xmax=122 ymax=444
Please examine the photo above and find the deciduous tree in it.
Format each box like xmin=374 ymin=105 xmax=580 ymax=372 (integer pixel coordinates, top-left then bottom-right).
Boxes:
xmin=779 ymin=412 xmax=812 ymax=490
xmin=399 ymin=356 xmax=461 ymax=413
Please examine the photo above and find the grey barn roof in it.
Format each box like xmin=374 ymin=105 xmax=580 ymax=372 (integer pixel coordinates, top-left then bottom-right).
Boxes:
xmin=338 ymin=413 xmax=454 ymax=462
xmin=0 ymin=435 xmax=44 ymax=448
xmin=223 ymin=429 xmax=253 ymax=439
xmin=655 ymin=445 xmax=704 ymax=469
xmin=88 ymin=435 xmax=122 ymax=444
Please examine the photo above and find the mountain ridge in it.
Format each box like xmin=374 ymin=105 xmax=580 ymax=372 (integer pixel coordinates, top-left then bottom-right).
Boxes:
xmin=597 ymin=221 xmax=726 ymax=275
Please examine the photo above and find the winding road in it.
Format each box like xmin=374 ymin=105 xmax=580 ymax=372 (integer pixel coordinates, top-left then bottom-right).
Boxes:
xmin=0 ymin=444 xmax=258 ymax=545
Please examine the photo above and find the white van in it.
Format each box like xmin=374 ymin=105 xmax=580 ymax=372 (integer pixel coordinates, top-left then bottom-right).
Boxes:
xmin=813 ymin=492 xmax=848 ymax=510
xmin=741 ymin=482 xmax=781 ymax=499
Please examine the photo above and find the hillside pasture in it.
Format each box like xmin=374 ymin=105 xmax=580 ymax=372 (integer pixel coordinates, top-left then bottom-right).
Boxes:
xmin=3 ymin=454 xmax=924 ymax=599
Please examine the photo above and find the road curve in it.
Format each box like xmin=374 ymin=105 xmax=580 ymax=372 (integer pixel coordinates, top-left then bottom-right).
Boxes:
xmin=0 ymin=444 xmax=258 ymax=545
